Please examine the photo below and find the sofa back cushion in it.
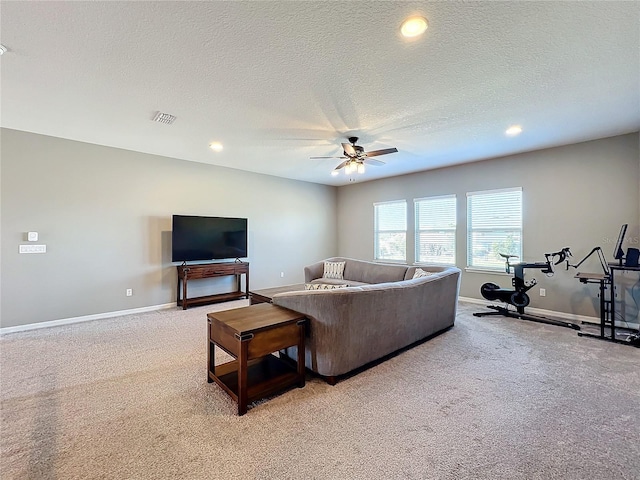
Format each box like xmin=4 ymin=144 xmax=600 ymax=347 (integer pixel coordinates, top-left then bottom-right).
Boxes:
xmin=344 ymin=259 xmax=408 ymax=284
xmin=323 ymin=261 xmax=346 ymax=280
xmin=404 ymin=265 xmax=449 ymax=280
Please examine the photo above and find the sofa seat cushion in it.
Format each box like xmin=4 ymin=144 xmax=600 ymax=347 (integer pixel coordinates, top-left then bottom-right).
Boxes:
xmin=309 ymin=278 xmax=369 ymax=287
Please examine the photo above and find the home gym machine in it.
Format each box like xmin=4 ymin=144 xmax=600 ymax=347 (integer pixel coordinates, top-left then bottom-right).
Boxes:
xmin=473 ymin=247 xmax=581 ymax=330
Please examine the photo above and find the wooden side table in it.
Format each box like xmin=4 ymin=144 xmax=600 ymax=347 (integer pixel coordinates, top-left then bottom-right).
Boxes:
xmin=177 ymin=262 xmax=249 ymax=309
xmin=207 ymin=303 xmax=306 ymax=415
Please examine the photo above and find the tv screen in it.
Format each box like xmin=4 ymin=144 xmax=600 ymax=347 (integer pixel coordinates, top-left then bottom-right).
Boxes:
xmin=613 ymin=224 xmax=628 ymax=261
xmin=172 ymin=215 xmax=248 ymax=262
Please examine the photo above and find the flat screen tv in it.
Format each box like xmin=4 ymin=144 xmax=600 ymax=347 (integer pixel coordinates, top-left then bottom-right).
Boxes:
xmin=172 ymin=215 xmax=247 ymax=262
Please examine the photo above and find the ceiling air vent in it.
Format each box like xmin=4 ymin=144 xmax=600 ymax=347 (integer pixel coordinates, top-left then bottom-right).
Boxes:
xmin=152 ymin=112 xmax=176 ymax=125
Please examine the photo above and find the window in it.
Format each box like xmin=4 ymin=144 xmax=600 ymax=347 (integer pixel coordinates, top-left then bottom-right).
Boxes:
xmin=374 ymin=200 xmax=407 ymax=261
xmin=415 ymin=195 xmax=456 ymax=265
xmin=467 ymin=188 xmax=522 ymax=270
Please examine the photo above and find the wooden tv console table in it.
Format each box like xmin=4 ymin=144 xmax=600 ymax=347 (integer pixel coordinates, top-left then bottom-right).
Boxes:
xmin=177 ymin=262 xmax=249 ymax=310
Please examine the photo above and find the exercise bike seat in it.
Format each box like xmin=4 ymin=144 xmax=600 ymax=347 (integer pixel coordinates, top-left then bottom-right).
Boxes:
xmin=499 ymin=254 xmax=518 ymax=260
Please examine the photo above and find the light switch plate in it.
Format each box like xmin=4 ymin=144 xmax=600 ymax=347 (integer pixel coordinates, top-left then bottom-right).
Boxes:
xmin=19 ymin=244 xmax=46 ymax=254
xmin=27 ymin=232 xmax=38 ymax=241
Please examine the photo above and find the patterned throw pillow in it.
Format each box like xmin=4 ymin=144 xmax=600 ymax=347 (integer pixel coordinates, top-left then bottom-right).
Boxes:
xmin=413 ymin=267 xmax=434 ymax=279
xmin=304 ymin=283 xmax=348 ymax=290
xmin=323 ymin=261 xmax=346 ymax=280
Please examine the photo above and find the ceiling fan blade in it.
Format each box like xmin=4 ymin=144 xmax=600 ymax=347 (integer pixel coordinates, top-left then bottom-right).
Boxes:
xmin=310 ymin=156 xmax=347 ymax=159
xmin=334 ymin=160 xmax=349 ymax=170
xmin=365 ymin=147 xmax=398 ymax=158
xmin=342 ymin=143 xmax=357 ymax=157
xmin=364 ymin=158 xmax=385 ymax=166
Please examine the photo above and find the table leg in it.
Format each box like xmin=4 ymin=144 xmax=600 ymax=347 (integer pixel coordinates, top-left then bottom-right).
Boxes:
xmin=610 ymin=272 xmax=616 ymax=340
xmin=600 ymin=280 xmax=605 ymax=338
xmin=208 ymin=322 xmax=214 ymax=383
xmin=207 ymin=341 xmax=216 ymax=383
xmin=238 ymin=340 xmax=249 ymax=415
xmin=296 ymin=320 xmax=306 ymax=388
xmin=182 ymin=275 xmax=188 ymax=310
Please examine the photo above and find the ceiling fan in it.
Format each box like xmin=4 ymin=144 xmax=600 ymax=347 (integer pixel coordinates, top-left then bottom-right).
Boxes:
xmin=311 ymin=136 xmax=398 ymax=176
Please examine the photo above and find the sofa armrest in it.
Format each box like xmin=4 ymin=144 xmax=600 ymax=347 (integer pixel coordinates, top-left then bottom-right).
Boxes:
xmin=273 ymin=288 xmax=362 ymax=375
xmin=304 ymin=261 xmax=325 ymax=283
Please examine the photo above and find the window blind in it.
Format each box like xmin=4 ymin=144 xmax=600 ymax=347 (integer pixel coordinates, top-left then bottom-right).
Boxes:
xmin=374 ymin=200 xmax=407 ymax=261
xmin=467 ymin=188 xmax=522 ymax=270
xmin=415 ymin=195 xmax=456 ymax=265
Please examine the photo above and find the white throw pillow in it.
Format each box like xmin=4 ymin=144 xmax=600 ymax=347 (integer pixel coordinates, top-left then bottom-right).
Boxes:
xmin=304 ymin=283 xmax=348 ymax=290
xmin=323 ymin=261 xmax=346 ymax=280
xmin=413 ymin=267 xmax=433 ymax=279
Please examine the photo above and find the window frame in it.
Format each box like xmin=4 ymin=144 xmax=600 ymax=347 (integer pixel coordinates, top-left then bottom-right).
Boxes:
xmin=373 ymin=200 xmax=407 ymax=263
xmin=466 ymin=187 xmax=523 ymax=271
xmin=414 ymin=194 xmax=457 ymax=266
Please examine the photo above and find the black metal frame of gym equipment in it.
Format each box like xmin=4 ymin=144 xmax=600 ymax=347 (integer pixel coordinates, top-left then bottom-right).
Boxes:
xmin=569 ymin=240 xmax=640 ymax=347
xmin=473 ymin=248 xmax=581 ymax=330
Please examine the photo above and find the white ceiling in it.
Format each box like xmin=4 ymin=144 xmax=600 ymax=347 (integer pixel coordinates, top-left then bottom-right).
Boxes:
xmin=1 ymin=1 xmax=639 ymax=186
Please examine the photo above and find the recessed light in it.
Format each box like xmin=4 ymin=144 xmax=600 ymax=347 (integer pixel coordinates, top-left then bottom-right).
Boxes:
xmin=209 ymin=142 xmax=223 ymax=152
xmin=0 ymin=44 xmax=7 ymax=55
xmin=505 ymin=125 xmax=523 ymax=136
xmin=401 ymin=16 xmax=428 ymax=38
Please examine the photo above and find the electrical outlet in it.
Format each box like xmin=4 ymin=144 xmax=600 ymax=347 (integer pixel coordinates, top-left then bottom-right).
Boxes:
xmin=126 ymin=289 xmax=133 ymax=297
xmin=539 ymin=288 xmax=546 ymax=297
xmin=280 ymin=272 xmax=285 ymax=278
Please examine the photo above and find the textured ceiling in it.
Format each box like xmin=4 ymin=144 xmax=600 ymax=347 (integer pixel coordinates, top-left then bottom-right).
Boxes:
xmin=1 ymin=1 xmax=639 ymax=186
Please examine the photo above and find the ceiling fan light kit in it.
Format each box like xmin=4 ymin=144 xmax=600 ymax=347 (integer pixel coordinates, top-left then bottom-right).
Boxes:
xmin=344 ymin=160 xmax=364 ymax=175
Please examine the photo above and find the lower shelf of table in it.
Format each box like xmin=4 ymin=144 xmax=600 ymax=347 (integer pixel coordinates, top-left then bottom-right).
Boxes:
xmin=178 ymin=291 xmax=247 ymax=308
xmin=209 ymin=353 xmax=301 ymax=403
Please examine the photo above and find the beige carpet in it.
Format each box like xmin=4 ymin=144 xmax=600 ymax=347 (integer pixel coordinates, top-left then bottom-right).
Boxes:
xmin=1 ymin=300 xmax=639 ymax=480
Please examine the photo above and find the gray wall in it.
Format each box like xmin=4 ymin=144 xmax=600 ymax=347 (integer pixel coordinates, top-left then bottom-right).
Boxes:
xmin=337 ymin=133 xmax=640 ymax=320
xmin=1 ymin=128 xmax=337 ymax=328
xmin=3 ymin=129 xmax=638 ymax=328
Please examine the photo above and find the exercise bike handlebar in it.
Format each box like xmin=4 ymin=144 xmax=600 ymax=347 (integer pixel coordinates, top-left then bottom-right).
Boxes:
xmin=544 ymin=247 xmax=572 ymax=274
xmin=498 ymin=247 xmax=572 ymax=275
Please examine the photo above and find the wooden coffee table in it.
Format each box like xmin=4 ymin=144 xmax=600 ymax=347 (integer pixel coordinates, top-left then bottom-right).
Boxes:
xmin=207 ymin=303 xmax=306 ymax=415
xmin=249 ymin=284 xmax=306 ymax=304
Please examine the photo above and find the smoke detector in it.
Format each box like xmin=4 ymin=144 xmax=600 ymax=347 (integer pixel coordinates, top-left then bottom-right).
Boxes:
xmin=152 ymin=112 xmax=176 ymax=125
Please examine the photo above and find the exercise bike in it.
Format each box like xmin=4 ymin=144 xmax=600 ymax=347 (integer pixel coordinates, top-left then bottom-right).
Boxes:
xmin=473 ymin=248 xmax=581 ymax=330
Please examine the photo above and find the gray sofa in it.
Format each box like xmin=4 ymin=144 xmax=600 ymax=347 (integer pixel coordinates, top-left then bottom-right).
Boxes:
xmin=272 ymin=257 xmax=461 ymax=383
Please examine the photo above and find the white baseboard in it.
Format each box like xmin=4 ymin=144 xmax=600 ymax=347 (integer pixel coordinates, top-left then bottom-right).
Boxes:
xmin=3 ymin=297 xmax=636 ymax=335
xmin=0 ymin=302 xmax=177 ymax=335
xmin=460 ymin=296 xmax=639 ymax=330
